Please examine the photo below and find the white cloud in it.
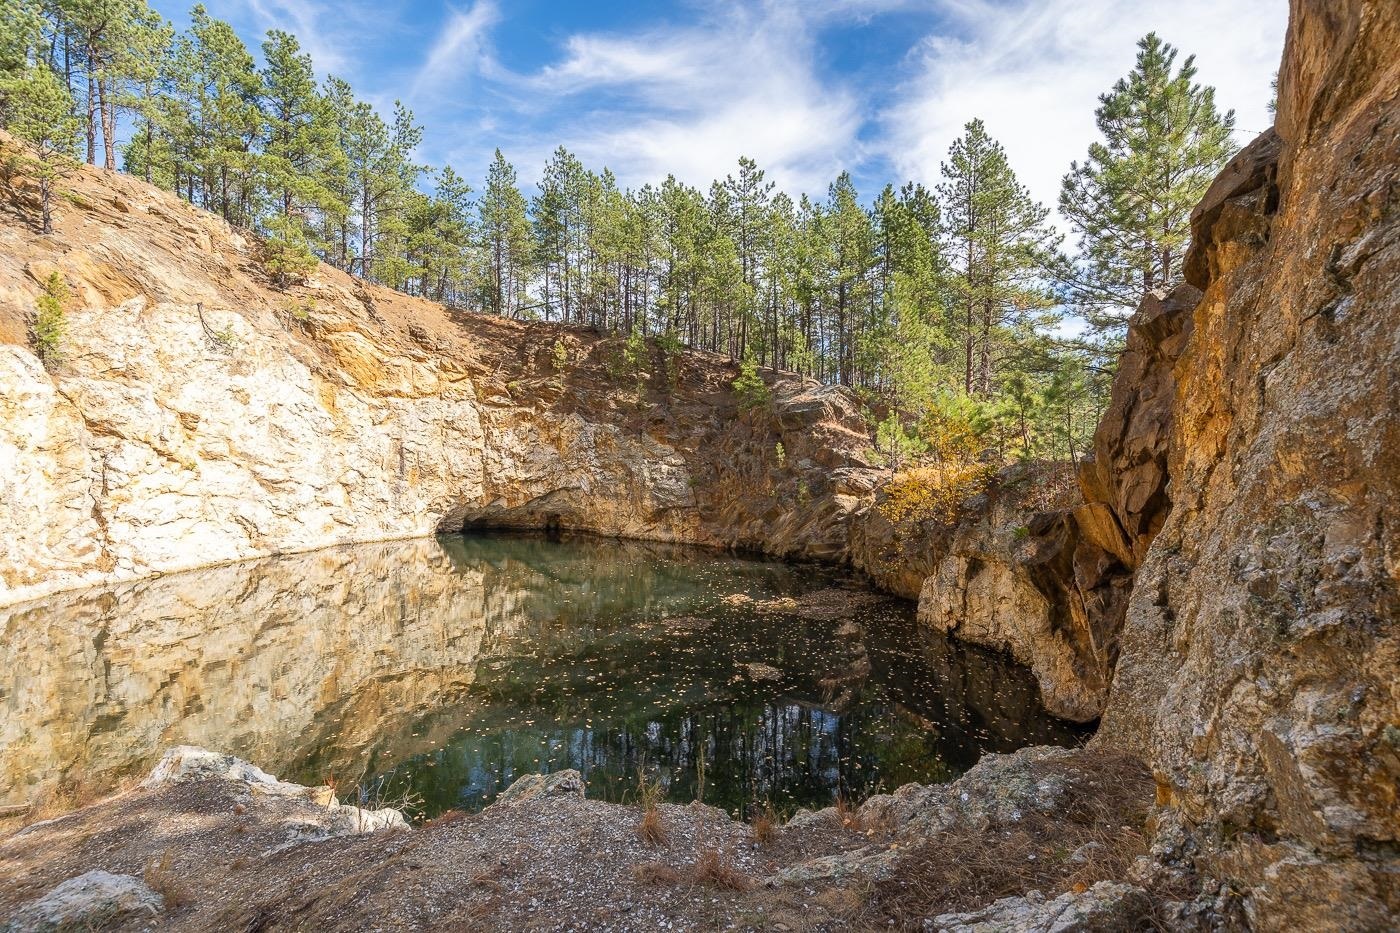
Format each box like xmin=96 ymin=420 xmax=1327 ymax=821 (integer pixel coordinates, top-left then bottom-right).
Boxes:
xmin=242 ymin=0 xmax=352 ymax=74
xmin=492 ymin=1 xmax=866 ymax=196
xmin=881 ymin=0 xmax=1288 ymax=217
xmin=411 ymin=1 xmax=501 ymax=99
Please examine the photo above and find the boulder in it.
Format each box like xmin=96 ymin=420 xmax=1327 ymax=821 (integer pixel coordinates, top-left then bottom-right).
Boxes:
xmin=5 ymin=871 xmax=162 ymax=932
xmin=929 ymin=881 xmax=1152 ymax=933
xmin=493 ymin=770 xmax=587 ymax=806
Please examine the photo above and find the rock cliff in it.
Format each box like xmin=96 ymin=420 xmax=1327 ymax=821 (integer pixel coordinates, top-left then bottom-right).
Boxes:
xmin=0 ymin=154 xmax=880 ymax=607
xmin=1 ymin=0 xmax=1397 ymax=922
xmin=1097 ymin=0 xmax=1400 ymax=926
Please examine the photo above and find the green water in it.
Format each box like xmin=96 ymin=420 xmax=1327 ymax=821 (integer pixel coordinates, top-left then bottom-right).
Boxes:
xmin=0 ymin=533 xmax=1089 ymax=820
xmin=287 ymin=535 xmax=1090 ymax=818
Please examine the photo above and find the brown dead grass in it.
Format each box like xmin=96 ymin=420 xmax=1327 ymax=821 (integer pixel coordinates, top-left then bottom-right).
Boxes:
xmin=425 ymin=808 xmax=470 ymax=828
xmin=859 ymin=749 xmax=1177 ymax=929
xmin=834 ymin=793 xmax=866 ymax=832
xmin=634 ymin=772 xmax=668 ymax=845
xmin=144 ymin=849 xmax=190 ymax=908
xmin=632 ymin=861 xmax=684 ymax=885
xmin=637 ymin=806 xmax=668 ymax=846
xmin=693 ymin=847 xmax=750 ymax=891
xmin=750 ymin=803 xmax=777 ymax=846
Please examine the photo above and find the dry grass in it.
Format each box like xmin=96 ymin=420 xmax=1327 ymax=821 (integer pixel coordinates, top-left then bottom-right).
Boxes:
xmin=859 ymin=750 xmax=1178 ymax=929
xmin=632 ymin=862 xmax=683 ymax=885
xmin=144 ymin=849 xmax=190 ymax=908
xmin=750 ymin=803 xmax=777 ymax=846
xmin=834 ymin=793 xmax=865 ymax=832
xmin=634 ymin=773 xmax=668 ymax=846
xmin=693 ymin=847 xmax=750 ymax=891
xmin=426 ymin=809 xmax=470 ymax=828
xmin=638 ymin=807 xmax=668 ymax=846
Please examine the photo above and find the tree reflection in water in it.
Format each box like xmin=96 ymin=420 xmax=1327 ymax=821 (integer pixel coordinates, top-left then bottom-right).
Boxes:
xmin=0 ymin=533 xmax=1090 ymax=819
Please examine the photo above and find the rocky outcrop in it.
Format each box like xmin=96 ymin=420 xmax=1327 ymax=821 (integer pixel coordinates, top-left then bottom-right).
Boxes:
xmin=137 ymin=746 xmax=408 ymax=837
xmin=852 ymin=464 xmax=1128 ymax=722
xmin=1077 ymin=283 xmax=1197 ymax=571
xmin=5 ymin=871 xmax=163 ymax=932
xmin=929 ymin=882 xmax=1153 ymax=933
xmin=0 ymin=147 xmax=880 ymax=607
xmin=1099 ymin=1 xmax=1400 ymax=927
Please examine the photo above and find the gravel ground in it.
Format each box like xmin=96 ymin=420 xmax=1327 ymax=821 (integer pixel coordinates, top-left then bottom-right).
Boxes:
xmin=0 ymin=746 xmax=1156 ymax=931
xmin=0 ymin=767 xmax=888 ymax=931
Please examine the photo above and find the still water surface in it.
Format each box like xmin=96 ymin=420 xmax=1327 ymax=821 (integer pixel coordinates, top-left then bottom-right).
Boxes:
xmin=0 ymin=534 xmax=1087 ymax=819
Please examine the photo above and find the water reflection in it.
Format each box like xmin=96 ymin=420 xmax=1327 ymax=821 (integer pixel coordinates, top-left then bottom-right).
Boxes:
xmin=0 ymin=534 xmax=1088 ymax=818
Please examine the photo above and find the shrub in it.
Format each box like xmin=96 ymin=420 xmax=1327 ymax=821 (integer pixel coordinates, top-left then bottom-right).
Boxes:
xmin=279 ymin=297 xmax=316 ymax=330
xmin=878 ymin=461 xmax=996 ymax=527
xmin=32 ymin=271 xmax=67 ymax=368
xmin=870 ymin=411 xmax=928 ymax=474
xmin=731 ymin=354 xmax=769 ymax=411
xmin=774 ymin=442 xmax=786 ymax=468
xmin=551 ymin=338 xmax=569 ymax=371
xmin=261 ymin=214 xmax=318 ymax=289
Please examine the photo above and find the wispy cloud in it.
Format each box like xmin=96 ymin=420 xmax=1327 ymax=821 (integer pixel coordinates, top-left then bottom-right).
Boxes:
xmin=242 ymin=0 xmax=352 ymax=74
xmin=410 ymin=1 xmax=501 ymax=100
xmin=480 ymin=1 xmax=871 ymax=196
xmin=880 ymin=0 xmax=1287 ymax=214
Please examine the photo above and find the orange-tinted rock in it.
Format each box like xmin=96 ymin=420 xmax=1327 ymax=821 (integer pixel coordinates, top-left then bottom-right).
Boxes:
xmin=1100 ymin=1 xmax=1400 ymax=926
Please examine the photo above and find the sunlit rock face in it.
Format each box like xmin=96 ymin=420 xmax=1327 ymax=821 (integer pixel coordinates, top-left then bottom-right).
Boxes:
xmin=1099 ymin=1 xmax=1400 ymax=926
xmin=849 ymin=464 xmax=1120 ymax=724
xmin=0 ymin=159 xmax=879 ymax=607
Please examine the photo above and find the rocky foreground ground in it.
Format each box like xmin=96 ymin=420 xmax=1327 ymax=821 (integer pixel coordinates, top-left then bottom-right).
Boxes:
xmin=0 ymin=745 xmax=1198 ymax=932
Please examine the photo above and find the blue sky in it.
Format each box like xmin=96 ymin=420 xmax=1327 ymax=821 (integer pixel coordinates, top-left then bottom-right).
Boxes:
xmin=148 ymin=0 xmax=1288 ymax=210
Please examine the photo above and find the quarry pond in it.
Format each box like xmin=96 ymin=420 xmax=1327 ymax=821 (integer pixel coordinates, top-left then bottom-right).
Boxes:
xmin=0 ymin=534 xmax=1087 ymax=821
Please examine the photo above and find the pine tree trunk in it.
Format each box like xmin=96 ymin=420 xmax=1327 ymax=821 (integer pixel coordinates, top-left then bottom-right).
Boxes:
xmin=143 ymin=120 xmax=154 ymax=183
xmin=98 ymin=77 xmax=116 ymax=170
xmin=40 ymin=173 xmax=54 ymax=235
xmin=85 ymin=65 xmax=97 ymax=165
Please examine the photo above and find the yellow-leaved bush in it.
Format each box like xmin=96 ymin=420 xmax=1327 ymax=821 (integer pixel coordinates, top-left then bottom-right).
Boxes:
xmin=878 ymin=461 xmax=996 ymax=528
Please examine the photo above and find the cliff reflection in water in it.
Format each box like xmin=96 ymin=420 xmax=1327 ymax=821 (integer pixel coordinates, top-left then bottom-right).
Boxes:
xmin=0 ymin=534 xmax=1089 ymax=818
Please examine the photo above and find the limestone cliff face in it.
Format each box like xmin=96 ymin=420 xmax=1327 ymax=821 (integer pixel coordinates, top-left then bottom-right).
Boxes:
xmin=1099 ymin=1 xmax=1400 ymax=926
xmin=0 ymin=153 xmax=880 ymax=607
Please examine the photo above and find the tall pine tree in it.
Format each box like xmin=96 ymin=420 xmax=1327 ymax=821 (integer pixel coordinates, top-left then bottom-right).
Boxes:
xmin=938 ymin=119 xmax=1057 ymax=398
xmin=1059 ymin=33 xmax=1236 ymax=341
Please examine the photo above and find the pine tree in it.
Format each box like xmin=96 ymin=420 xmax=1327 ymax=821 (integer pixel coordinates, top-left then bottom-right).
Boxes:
xmin=259 ymin=31 xmax=335 ymax=219
xmin=817 ymin=172 xmax=875 ymax=386
xmin=1 ymin=54 xmax=82 ymax=233
xmin=478 ymin=149 xmax=531 ymax=317
xmin=938 ymin=119 xmax=1057 ymax=398
xmin=115 ymin=11 xmax=175 ymax=184
xmin=1059 ymin=33 xmax=1236 ymax=340
xmin=182 ymin=6 xmax=262 ymax=221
